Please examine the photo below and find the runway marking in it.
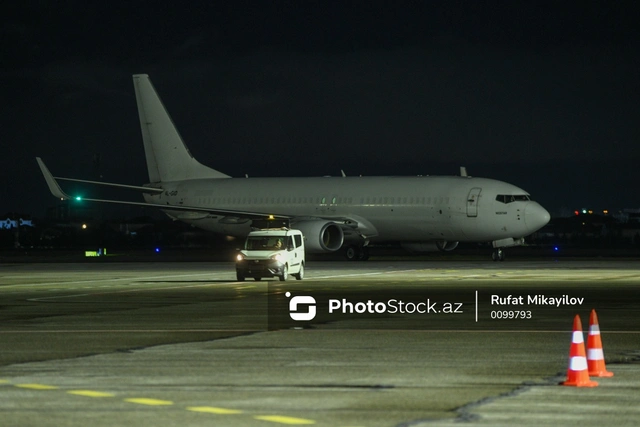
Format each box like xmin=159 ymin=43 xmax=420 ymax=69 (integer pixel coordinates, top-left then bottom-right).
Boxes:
xmin=125 ymin=397 xmax=173 ymax=406
xmin=0 ymin=272 xmax=227 ymax=289
xmin=0 ymin=329 xmax=638 ymax=334
xmin=68 ymin=390 xmax=115 ymax=398
xmin=254 ymin=415 xmax=316 ymax=424
xmin=4 ymin=378 xmax=318 ymax=424
xmin=313 ymin=269 xmax=420 ymax=279
xmin=187 ymin=406 xmax=243 ymax=414
xmin=0 ymin=329 xmax=262 ymax=334
xmin=15 ymin=383 xmax=59 ymax=390
xmin=28 ymin=281 xmax=241 ymax=302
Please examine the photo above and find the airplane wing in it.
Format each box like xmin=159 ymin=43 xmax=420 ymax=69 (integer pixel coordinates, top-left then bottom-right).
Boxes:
xmin=36 ymin=157 xmax=289 ymax=220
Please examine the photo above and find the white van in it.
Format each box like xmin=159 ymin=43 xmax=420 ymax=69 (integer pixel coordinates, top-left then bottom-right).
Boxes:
xmin=235 ymin=228 xmax=305 ymax=281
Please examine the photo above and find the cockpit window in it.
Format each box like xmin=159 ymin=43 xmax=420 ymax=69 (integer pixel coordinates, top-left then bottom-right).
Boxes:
xmin=495 ymin=194 xmax=531 ymax=204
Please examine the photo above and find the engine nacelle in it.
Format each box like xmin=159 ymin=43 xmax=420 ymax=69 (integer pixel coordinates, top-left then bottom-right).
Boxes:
xmin=436 ymin=240 xmax=459 ymax=252
xmin=402 ymin=241 xmax=459 ymax=253
xmin=292 ymin=220 xmax=344 ymax=253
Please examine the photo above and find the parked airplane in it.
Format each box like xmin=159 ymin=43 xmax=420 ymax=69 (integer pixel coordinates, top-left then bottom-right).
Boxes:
xmin=37 ymin=74 xmax=550 ymax=261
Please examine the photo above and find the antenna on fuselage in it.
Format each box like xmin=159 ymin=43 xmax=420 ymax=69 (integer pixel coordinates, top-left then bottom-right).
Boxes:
xmin=460 ymin=166 xmax=468 ymax=177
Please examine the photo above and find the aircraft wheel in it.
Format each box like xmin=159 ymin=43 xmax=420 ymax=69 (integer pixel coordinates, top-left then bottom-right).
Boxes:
xmin=294 ymin=264 xmax=304 ymax=280
xmin=254 ymin=277 xmax=262 ymax=281
xmin=492 ymin=248 xmax=505 ymax=262
xmin=357 ymin=247 xmax=370 ymax=261
xmin=344 ymin=245 xmax=358 ymax=261
xmin=279 ymin=265 xmax=289 ymax=281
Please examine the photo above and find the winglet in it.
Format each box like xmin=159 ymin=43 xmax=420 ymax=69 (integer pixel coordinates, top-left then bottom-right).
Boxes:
xmin=36 ymin=157 xmax=71 ymax=200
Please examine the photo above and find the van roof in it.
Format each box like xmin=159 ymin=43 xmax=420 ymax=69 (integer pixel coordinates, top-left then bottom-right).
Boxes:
xmin=248 ymin=229 xmax=302 ymax=236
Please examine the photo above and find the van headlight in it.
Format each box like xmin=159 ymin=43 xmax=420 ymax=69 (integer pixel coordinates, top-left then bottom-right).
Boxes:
xmin=271 ymin=254 xmax=283 ymax=263
xmin=236 ymin=253 xmax=245 ymax=262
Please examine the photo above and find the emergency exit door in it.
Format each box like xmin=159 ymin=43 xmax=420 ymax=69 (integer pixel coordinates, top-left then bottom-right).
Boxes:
xmin=466 ymin=188 xmax=482 ymax=217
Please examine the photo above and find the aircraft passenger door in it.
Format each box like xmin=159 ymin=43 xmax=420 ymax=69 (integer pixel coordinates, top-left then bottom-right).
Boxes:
xmin=466 ymin=188 xmax=482 ymax=217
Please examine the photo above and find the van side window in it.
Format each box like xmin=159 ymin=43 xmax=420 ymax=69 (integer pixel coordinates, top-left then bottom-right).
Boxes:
xmin=287 ymin=236 xmax=294 ymax=250
xmin=294 ymin=235 xmax=302 ymax=247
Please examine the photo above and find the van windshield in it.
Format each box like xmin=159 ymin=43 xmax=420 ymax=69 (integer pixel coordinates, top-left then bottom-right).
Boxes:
xmin=246 ymin=237 xmax=285 ymax=250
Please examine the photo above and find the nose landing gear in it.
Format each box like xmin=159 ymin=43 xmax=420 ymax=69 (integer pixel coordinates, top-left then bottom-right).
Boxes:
xmin=492 ymin=248 xmax=505 ymax=261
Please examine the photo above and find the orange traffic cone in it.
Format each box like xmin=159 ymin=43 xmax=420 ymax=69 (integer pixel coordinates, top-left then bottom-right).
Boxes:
xmin=562 ymin=314 xmax=598 ymax=387
xmin=587 ymin=309 xmax=614 ymax=377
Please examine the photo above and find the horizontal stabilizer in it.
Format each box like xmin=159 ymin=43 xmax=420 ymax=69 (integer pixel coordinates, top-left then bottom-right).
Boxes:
xmin=55 ymin=177 xmax=164 ymax=194
xmin=61 ymin=196 xmax=290 ymax=219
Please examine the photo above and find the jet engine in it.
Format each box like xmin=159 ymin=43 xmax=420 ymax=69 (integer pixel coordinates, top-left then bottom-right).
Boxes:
xmin=292 ymin=220 xmax=344 ymax=253
xmin=435 ymin=240 xmax=459 ymax=252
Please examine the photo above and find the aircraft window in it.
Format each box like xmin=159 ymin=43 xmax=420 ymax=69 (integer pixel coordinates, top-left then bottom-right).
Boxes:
xmin=246 ymin=237 xmax=285 ymax=250
xmin=496 ymin=194 xmax=531 ymax=204
xmin=332 ymin=197 xmax=336 ymax=204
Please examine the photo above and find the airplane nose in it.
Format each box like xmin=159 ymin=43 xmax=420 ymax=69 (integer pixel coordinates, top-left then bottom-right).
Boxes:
xmin=524 ymin=203 xmax=551 ymax=234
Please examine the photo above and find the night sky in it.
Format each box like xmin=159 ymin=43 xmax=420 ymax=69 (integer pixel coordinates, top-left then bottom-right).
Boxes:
xmin=2 ymin=1 xmax=639 ymax=218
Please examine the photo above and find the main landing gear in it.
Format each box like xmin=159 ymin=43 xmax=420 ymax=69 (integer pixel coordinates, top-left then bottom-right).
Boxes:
xmin=344 ymin=245 xmax=370 ymax=261
xmin=492 ymin=248 xmax=505 ymax=261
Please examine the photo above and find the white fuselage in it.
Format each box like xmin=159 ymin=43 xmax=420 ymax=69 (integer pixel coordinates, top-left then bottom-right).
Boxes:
xmin=143 ymin=175 xmax=549 ymax=244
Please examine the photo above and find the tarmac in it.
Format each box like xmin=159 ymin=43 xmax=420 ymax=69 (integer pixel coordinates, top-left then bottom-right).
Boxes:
xmin=1 ymin=257 xmax=639 ymax=426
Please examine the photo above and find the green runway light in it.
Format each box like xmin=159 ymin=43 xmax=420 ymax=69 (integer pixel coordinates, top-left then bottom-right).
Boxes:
xmin=75 ymin=196 xmax=82 ymax=201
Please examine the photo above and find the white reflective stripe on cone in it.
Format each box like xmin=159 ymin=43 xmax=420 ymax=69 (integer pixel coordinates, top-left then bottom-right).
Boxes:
xmin=588 ymin=348 xmax=604 ymax=360
xmin=569 ymin=356 xmax=588 ymax=371
xmin=572 ymin=331 xmax=584 ymax=343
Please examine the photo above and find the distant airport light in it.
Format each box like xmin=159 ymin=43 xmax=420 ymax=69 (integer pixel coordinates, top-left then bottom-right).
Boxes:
xmin=588 ymin=210 xmax=593 ymax=215
xmin=155 ymin=247 xmax=161 ymax=253
xmin=75 ymin=196 xmax=82 ymax=201
xmin=603 ymin=210 xmax=609 ymax=215
xmin=554 ymin=246 xmax=560 ymax=251
xmin=582 ymin=209 xmax=587 ymax=214
xmin=81 ymin=223 xmax=87 ymax=229
xmin=574 ymin=210 xmax=580 ymax=216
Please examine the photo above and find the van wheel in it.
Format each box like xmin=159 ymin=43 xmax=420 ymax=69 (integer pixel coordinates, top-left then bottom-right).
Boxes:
xmin=294 ymin=264 xmax=304 ymax=280
xmin=279 ymin=265 xmax=288 ymax=281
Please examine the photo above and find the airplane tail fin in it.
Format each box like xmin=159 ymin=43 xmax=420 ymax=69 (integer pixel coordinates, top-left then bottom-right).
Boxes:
xmin=132 ymin=74 xmax=230 ymax=183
